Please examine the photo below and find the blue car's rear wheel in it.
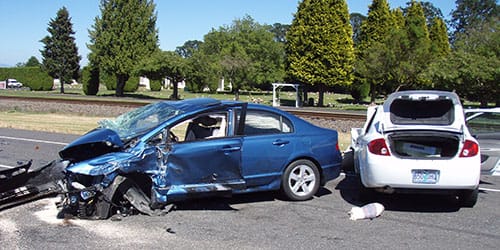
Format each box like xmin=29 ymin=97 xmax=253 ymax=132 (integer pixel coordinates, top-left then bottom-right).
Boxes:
xmin=282 ymin=159 xmax=320 ymax=201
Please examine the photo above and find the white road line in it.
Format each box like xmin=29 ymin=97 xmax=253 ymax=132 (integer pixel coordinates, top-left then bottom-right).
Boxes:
xmin=0 ymin=164 xmax=15 ymax=169
xmin=479 ymin=187 xmax=500 ymax=193
xmin=0 ymin=135 xmax=67 ymax=146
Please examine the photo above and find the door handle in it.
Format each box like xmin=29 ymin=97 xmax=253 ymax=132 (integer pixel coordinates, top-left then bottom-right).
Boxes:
xmin=221 ymin=146 xmax=241 ymax=152
xmin=272 ymin=139 xmax=290 ymax=146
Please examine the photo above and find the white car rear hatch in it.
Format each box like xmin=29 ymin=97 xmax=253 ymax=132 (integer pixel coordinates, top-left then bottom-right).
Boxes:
xmin=382 ymin=90 xmax=464 ymax=134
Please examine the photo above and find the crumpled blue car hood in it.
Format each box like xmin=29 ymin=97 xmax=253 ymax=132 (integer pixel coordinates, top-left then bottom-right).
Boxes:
xmin=66 ymin=152 xmax=135 ymax=176
xmin=59 ymin=128 xmax=124 ymax=163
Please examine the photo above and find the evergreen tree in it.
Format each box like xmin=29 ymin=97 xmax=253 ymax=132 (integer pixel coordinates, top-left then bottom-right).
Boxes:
xmin=357 ymin=0 xmax=393 ymax=52
xmin=392 ymin=8 xmax=405 ymax=28
xmin=40 ymin=7 xmax=81 ymax=94
xmin=286 ymin=0 xmax=354 ymax=106
xmin=402 ymin=0 xmax=432 ymax=88
xmin=88 ymin=0 xmax=159 ymax=97
xmin=429 ymin=17 xmax=450 ymax=58
xmin=355 ymin=0 xmax=393 ymax=103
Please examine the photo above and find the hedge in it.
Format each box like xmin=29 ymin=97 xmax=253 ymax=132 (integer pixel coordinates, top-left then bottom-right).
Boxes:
xmin=102 ymin=73 xmax=139 ymax=93
xmin=0 ymin=67 xmax=53 ymax=90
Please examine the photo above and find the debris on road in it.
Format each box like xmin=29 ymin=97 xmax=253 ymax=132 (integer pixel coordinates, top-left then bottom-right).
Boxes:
xmin=348 ymin=202 xmax=384 ymax=220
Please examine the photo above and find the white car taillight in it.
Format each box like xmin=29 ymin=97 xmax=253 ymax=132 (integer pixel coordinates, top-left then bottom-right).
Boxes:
xmin=459 ymin=140 xmax=479 ymax=157
xmin=368 ymin=138 xmax=391 ymax=156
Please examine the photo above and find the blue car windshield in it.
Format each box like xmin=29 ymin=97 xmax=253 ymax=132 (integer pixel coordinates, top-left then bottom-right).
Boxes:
xmin=99 ymin=102 xmax=184 ymax=140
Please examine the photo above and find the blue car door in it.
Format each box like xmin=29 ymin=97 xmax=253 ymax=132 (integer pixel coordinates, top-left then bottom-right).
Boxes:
xmin=166 ymin=138 xmax=244 ymax=186
xmin=164 ymin=110 xmax=245 ymax=195
xmin=239 ymin=109 xmax=295 ymax=187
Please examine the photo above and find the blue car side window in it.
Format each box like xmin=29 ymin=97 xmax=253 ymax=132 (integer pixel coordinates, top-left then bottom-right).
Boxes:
xmin=170 ymin=112 xmax=229 ymax=143
xmin=243 ymin=110 xmax=293 ymax=136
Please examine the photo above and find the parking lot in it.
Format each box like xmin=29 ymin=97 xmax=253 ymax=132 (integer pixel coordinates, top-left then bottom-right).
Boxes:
xmin=1 ymin=128 xmax=499 ymax=249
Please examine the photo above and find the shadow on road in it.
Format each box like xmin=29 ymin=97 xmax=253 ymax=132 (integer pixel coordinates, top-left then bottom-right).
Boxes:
xmin=335 ymin=173 xmax=461 ymax=213
xmin=171 ymin=191 xmax=278 ymax=211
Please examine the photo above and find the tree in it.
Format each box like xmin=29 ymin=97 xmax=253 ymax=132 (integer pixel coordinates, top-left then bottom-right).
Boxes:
xmin=175 ymin=40 xmax=203 ymax=58
xmin=88 ymin=0 xmax=159 ymax=97
xmin=286 ymin=0 xmax=354 ymax=106
xmin=419 ymin=1 xmax=444 ymax=25
xmin=186 ymin=51 xmax=221 ymax=92
xmin=429 ymin=18 xmax=499 ymax=107
xmin=269 ymin=23 xmax=290 ymax=43
xmin=357 ymin=0 xmax=393 ymax=52
xmin=25 ymin=57 xmax=41 ymax=67
xmin=202 ymin=16 xmax=285 ymax=100
xmin=449 ymin=0 xmax=499 ymax=43
xmin=429 ymin=17 xmax=450 ymax=58
xmin=401 ymin=0 xmax=432 ymax=89
xmin=135 ymin=51 xmax=188 ymax=99
xmin=40 ymin=7 xmax=81 ymax=94
xmin=355 ymin=0 xmax=393 ymax=103
xmin=175 ymin=40 xmax=221 ymax=93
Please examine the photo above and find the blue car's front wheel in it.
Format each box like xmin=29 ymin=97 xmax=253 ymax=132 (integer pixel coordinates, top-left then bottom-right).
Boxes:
xmin=282 ymin=159 xmax=320 ymax=201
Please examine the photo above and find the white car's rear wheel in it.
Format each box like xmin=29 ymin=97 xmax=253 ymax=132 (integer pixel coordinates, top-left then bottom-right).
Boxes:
xmin=458 ymin=188 xmax=478 ymax=207
xmin=282 ymin=160 xmax=320 ymax=201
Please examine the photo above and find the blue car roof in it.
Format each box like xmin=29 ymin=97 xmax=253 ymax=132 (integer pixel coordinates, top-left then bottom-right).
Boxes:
xmin=166 ymin=98 xmax=223 ymax=112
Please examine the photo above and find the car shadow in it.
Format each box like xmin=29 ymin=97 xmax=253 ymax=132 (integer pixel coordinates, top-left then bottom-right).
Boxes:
xmin=336 ymin=173 xmax=461 ymax=213
xmin=171 ymin=191 xmax=278 ymax=211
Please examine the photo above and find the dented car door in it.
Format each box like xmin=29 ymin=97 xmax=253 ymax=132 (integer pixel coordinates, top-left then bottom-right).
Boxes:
xmin=164 ymin=137 xmax=245 ymax=195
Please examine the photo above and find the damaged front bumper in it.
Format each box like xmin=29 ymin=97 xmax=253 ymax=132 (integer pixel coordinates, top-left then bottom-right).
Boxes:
xmin=59 ymin=173 xmax=168 ymax=219
xmin=0 ymin=160 xmax=67 ymax=210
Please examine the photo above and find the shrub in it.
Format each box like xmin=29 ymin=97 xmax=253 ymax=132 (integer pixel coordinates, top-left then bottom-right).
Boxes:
xmin=149 ymin=79 xmax=162 ymax=91
xmin=0 ymin=67 xmax=53 ymax=90
xmin=350 ymin=81 xmax=370 ymax=103
xmin=81 ymin=66 xmax=99 ymax=95
xmin=123 ymin=76 xmax=139 ymax=92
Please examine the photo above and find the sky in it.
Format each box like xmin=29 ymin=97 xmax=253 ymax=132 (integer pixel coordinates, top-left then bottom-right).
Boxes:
xmin=0 ymin=0 xmax=456 ymax=67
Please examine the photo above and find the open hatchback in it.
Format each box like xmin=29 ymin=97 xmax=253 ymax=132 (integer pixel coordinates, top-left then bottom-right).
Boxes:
xmin=350 ymin=90 xmax=480 ymax=207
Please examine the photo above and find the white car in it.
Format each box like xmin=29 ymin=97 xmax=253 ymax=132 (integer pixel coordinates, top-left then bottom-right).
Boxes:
xmin=351 ymin=90 xmax=480 ymax=207
xmin=6 ymin=79 xmax=23 ymax=88
xmin=465 ymin=108 xmax=500 ymax=176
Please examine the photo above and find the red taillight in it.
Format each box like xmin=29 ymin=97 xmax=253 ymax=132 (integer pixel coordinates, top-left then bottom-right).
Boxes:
xmin=335 ymin=142 xmax=340 ymax=151
xmin=459 ymin=140 xmax=479 ymax=157
xmin=368 ymin=138 xmax=391 ymax=156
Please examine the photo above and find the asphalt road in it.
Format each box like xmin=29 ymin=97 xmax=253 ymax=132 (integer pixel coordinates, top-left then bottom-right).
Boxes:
xmin=1 ymin=128 xmax=499 ymax=249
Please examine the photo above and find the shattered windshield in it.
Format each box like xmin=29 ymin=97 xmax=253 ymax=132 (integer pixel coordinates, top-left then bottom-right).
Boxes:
xmin=99 ymin=102 xmax=183 ymax=140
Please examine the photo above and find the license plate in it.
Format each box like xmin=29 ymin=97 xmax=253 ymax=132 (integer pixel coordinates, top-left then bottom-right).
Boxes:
xmin=412 ymin=170 xmax=439 ymax=184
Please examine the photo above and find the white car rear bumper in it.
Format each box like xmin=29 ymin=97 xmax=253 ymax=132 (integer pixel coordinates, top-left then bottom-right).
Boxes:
xmin=359 ymin=153 xmax=480 ymax=190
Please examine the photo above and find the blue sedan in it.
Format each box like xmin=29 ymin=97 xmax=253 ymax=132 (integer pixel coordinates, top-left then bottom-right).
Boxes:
xmin=58 ymin=98 xmax=342 ymax=219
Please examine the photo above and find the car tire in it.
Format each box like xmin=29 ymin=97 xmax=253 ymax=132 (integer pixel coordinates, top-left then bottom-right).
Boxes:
xmin=281 ymin=159 xmax=320 ymax=201
xmin=112 ymin=178 xmax=154 ymax=216
xmin=458 ymin=188 xmax=478 ymax=208
xmin=342 ymin=149 xmax=355 ymax=173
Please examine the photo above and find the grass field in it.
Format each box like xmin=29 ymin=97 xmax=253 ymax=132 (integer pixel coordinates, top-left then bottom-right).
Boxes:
xmin=0 ymin=111 xmax=107 ymax=135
